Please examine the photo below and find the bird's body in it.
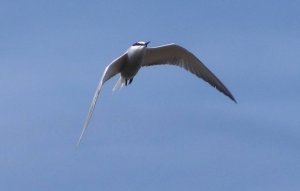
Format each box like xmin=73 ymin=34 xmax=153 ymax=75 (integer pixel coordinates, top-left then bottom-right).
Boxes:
xmin=120 ymin=44 xmax=146 ymax=85
xmin=77 ymin=41 xmax=236 ymax=145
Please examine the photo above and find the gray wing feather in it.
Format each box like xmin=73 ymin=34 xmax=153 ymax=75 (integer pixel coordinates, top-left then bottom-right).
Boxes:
xmin=77 ymin=53 xmax=127 ymax=146
xmin=143 ymin=44 xmax=236 ymax=102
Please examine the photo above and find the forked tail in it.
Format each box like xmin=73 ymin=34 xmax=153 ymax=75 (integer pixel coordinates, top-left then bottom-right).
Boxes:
xmin=112 ymin=76 xmax=126 ymax=93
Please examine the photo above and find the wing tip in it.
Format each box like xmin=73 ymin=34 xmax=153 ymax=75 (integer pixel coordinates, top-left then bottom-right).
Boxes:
xmin=225 ymin=91 xmax=237 ymax=104
xmin=77 ymin=124 xmax=87 ymax=147
xmin=230 ymin=96 xmax=237 ymax=104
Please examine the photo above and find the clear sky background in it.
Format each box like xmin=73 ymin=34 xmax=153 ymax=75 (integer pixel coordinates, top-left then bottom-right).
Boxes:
xmin=1 ymin=0 xmax=300 ymax=190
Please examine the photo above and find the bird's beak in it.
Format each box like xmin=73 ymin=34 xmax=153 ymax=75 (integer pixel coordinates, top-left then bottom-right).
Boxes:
xmin=145 ymin=41 xmax=150 ymax=46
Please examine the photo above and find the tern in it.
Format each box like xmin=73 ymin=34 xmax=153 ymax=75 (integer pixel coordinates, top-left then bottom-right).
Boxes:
xmin=78 ymin=41 xmax=236 ymax=145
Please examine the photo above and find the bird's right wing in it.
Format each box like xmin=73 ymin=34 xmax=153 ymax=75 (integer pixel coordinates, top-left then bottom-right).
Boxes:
xmin=77 ymin=53 xmax=127 ymax=146
xmin=143 ymin=44 xmax=236 ymax=102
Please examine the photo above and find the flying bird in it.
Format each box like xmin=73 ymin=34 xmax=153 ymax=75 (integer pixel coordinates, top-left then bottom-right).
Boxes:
xmin=78 ymin=41 xmax=236 ymax=145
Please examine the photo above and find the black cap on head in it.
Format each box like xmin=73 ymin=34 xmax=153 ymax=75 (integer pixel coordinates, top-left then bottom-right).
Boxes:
xmin=132 ymin=41 xmax=150 ymax=47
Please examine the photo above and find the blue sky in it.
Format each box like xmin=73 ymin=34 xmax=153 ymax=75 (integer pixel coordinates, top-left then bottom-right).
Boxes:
xmin=1 ymin=0 xmax=300 ymax=190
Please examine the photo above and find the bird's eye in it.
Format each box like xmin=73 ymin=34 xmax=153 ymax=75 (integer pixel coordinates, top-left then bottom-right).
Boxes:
xmin=132 ymin=42 xmax=140 ymax=46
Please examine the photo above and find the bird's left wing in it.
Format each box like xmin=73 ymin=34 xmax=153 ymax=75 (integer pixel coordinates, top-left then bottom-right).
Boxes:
xmin=142 ymin=44 xmax=236 ymax=102
xmin=77 ymin=53 xmax=127 ymax=146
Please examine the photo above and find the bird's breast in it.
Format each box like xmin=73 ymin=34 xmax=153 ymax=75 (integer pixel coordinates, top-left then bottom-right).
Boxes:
xmin=127 ymin=46 xmax=145 ymax=63
xmin=121 ymin=46 xmax=146 ymax=78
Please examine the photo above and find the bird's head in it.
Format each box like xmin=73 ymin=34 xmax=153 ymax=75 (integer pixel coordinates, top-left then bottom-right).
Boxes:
xmin=132 ymin=41 xmax=150 ymax=47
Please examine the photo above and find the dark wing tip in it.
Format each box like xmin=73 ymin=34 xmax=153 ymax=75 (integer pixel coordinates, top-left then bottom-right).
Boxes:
xmin=229 ymin=94 xmax=237 ymax=103
xmin=222 ymin=88 xmax=237 ymax=103
xmin=213 ymin=83 xmax=237 ymax=103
